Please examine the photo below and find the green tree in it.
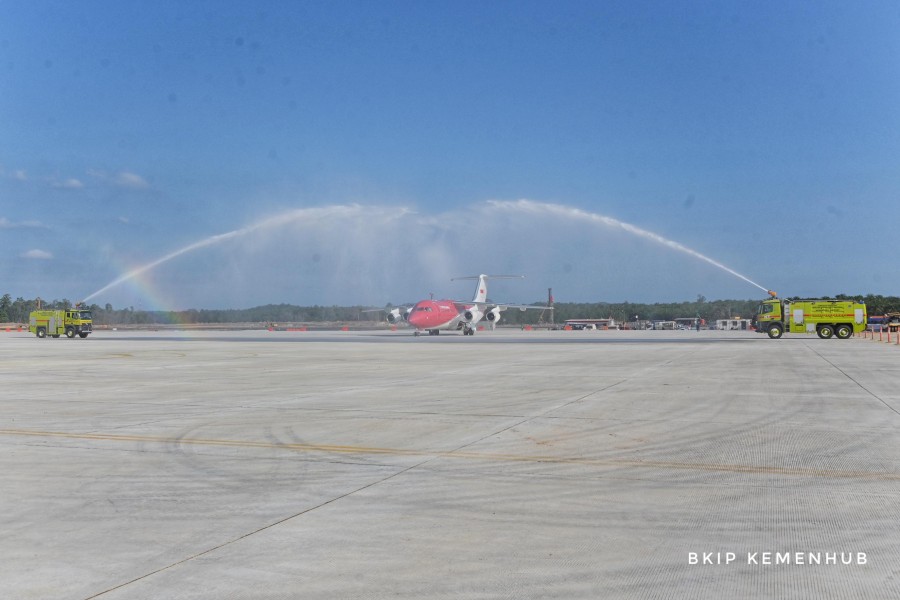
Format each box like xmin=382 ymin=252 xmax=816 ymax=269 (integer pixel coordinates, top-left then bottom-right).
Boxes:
xmin=0 ymin=293 xmax=11 ymax=322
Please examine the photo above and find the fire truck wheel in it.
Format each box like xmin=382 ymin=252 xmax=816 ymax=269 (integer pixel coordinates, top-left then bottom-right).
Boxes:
xmin=79 ymin=333 xmax=89 ymax=338
xmin=36 ymin=327 xmax=46 ymax=338
xmin=835 ymin=324 xmax=852 ymax=339
xmin=767 ymin=324 xmax=783 ymax=339
xmin=65 ymin=327 xmax=75 ymax=338
xmin=817 ymin=325 xmax=834 ymax=339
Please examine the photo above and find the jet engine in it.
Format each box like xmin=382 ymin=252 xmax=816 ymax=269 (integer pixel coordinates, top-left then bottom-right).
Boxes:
xmin=485 ymin=307 xmax=502 ymax=324
xmin=463 ymin=308 xmax=484 ymax=323
xmin=386 ymin=308 xmax=409 ymax=324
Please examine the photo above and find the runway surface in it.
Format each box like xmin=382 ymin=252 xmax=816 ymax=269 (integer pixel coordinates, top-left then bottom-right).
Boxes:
xmin=2 ymin=328 xmax=899 ymax=599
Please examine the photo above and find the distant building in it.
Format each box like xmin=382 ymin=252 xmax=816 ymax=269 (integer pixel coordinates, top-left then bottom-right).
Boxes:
xmin=565 ymin=318 xmax=617 ymax=330
xmin=673 ymin=318 xmax=699 ymax=330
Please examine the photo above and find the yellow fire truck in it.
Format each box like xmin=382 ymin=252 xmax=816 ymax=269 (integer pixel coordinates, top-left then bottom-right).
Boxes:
xmin=29 ymin=309 xmax=93 ymax=339
xmin=754 ymin=293 xmax=866 ymax=340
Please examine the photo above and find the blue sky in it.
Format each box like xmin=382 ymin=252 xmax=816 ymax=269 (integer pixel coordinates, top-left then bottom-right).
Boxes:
xmin=2 ymin=1 xmax=899 ymax=309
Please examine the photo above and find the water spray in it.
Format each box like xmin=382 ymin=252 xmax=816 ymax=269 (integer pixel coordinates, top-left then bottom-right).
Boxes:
xmin=80 ymin=204 xmax=378 ymax=305
xmin=81 ymin=198 xmax=772 ymax=307
xmin=486 ymin=199 xmax=771 ymax=295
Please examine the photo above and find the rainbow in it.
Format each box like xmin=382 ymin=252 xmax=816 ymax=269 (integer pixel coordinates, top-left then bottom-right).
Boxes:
xmin=91 ymin=254 xmax=191 ymax=328
xmin=80 ymin=204 xmax=377 ymax=308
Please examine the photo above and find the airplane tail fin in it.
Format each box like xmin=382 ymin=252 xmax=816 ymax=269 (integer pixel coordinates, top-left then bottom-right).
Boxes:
xmin=451 ymin=274 xmax=525 ymax=304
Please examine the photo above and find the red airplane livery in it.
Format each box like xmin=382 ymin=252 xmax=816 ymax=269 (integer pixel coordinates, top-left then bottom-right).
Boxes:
xmin=384 ymin=274 xmax=550 ymax=336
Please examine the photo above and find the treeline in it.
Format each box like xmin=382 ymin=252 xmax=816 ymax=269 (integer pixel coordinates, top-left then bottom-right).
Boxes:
xmin=0 ymin=295 xmax=49 ymax=323
xmin=90 ymin=304 xmax=376 ymax=326
xmin=501 ymin=297 xmax=762 ymax=325
xmin=0 ymin=296 xmax=373 ymax=325
xmin=3 ymin=293 xmax=900 ymax=325
xmin=506 ymin=294 xmax=900 ymax=325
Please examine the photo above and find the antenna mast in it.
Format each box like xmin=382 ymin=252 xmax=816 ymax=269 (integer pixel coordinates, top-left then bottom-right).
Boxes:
xmin=538 ymin=288 xmax=554 ymax=325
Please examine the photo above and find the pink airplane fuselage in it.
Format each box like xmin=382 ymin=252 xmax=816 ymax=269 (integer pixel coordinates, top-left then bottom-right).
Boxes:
xmin=406 ymin=299 xmax=469 ymax=332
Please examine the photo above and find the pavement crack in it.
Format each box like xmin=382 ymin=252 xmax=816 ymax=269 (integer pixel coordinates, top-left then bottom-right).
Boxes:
xmin=806 ymin=344 xmax=900 ymax=417
xmin=83 ymin=462 xmax=419 ymax=599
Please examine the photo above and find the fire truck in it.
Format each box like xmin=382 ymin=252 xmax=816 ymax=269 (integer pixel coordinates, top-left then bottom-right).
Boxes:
xmin=29 ymin=309 xmax=93 ymax=338
xmin=754 ymin=292 xmax=866 ymax=340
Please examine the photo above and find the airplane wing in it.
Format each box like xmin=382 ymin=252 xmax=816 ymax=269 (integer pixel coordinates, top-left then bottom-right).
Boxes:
xmin=492 ymin=303 xmax=553 ymax=311
xmin=362 ymin=306 xmax=412 ymax=325
xmin=451 ymin=301 xmax=552 ymax=311
xmin=450 ymin=301 xmax=552 ymax=329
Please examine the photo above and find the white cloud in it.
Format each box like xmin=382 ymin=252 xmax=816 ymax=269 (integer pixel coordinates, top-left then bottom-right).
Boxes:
xmin=114 ymin=171 xmax=149 ymax=189
xmin=0 ymin=168 xmax=28 ymax=181
xmin=86 ymin=169 xmax=150 ymax=189
xmin=0 ymin=217 xmax=45 ymax=229
xmin=52 ymin=178 xmax=85 ymax=189
xmin=21 ymin=249 xmax=53 ymax=260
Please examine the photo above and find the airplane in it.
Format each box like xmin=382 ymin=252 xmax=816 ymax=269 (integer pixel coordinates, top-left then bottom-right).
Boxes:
xmin=379 ymin=274 xmax=551 ymax=336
